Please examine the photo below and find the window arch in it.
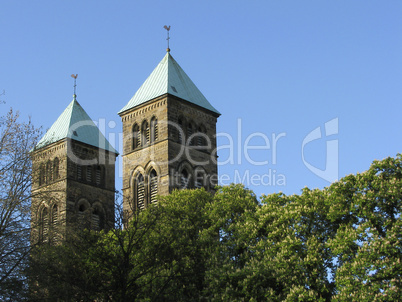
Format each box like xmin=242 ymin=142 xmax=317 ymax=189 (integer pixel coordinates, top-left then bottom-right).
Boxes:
xmin=40 ymin=207 xmax=49 ymax=243
xmin=46 ymin=160 xmax=52 ymax=183
xmin=95 ymin=165 xmax=103 ymax=186
xmin=187 ymin=123 xmax=194 ymax=146
xmin=77 ymin=164 xmax=82 ymax=180
xmin=177 ymin=117 xmax=185 ymax=144
xmin=149 ymin=169 xmax=158 ymax=204
xmin=53 ymin=157 xmax=59 ymax=180
xmin=78 ymin=200 xmax=90 ymax=227
xmin=39 ymin=163 xmax=45 ymax=186
xmin=132 ymin=123 xmax=140 ymax=149
xmin=86 ymin=166 xmax=92 ymax=182
xmin=141 ymin=120 xmax=150 ymax=146
xmin=195 ymin=172 xmax=204 ymax=189
xmin=91 ymin=204 xmax=105 ymax=231
xmin=150 ymin=117 xmax=158 ymax=143
xmin=135 ymin=173 xmax=145 ymax=210
xmin=51 ymin=204 xmax=58 ymax=229
xmin=50 ymin=204 xmax=58 ymax=243
xmin=197 ymin=125 xmax=207 ymax=147
xmin=179 ymin=168 xmax=191 ymax=189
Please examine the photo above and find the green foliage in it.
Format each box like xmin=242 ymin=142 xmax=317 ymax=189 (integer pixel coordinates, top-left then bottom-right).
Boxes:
xmin=27 ymin=155 xmax=402 ymax=301
xmin=0 ymin=108 xmax=41 ymax=301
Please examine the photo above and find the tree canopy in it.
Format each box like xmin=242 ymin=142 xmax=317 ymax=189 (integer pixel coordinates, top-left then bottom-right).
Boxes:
xmin=0 ymin=108 xmax=41 ymax=300
xmin=28 ymin=154 xmax=402 ymax=301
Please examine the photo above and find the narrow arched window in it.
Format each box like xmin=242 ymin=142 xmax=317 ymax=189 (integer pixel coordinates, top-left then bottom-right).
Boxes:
xmin=178 ymin=118 xmax=184 ymax=144
xmin=53 ymin=158 xmax=59 ymax=180
xmin=39 ymin=164 xmax=45 ymax=185
xmin=78 ymin=202 xmax=90 ymax=227
xmin=86 ymin=166 xmax=92 ymax=182
xmin=51 ymin=204 xmax=58 ymax=229
xmin=195 ymin=171 xmax=204 ymax=189
xmin=46 ymin=160 xmax=52 ymax=183
xmin=141 ymin=121 xmax=150 ymax=146
xmin=180 ymin=169 xmax=191 ymax=189
xmin=150 ymin=117 xmax=158 ymax=143
xmin=197 ymin=125 xmax=207 ymax=147
xmin=41 ymin=207 xmax=49 ymax=243
xmin=77 ymin=165 xmax=82 ymax=180
xmin=132 ymin=124 xmax=140 ymax=149
xmin=149 ymin=169 xmax=158 ymax=204
xmin=50 ymin=204 xmax=58 ymax=243
xmin=135 ymin=174 xmax=145 ymax=210
xmin=92 ymin=207 xmax=104 ymax=231
xmin=187 ymin=124 xmax=194 ymax=146
xmin=95 ymin=165 xmax=102 ymax=185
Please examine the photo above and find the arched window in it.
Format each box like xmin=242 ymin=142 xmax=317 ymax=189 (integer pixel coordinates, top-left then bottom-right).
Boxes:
xmin=86 ymin=166 xmax=92 ymax=182
xmin=141 ymin=121 xmax=150 ymax=146
xmin=149 ymin=169 xmax=158 ymax=204
xmin=50 ymin=204 xmax=58 ymax=243
xmin=135 ymin=174 xmax=145 ymax=210
xmin=197 ymin=125 xmax=207 ymax=147
xmin=46 ymin=160 xmax=52 ymax=183
xmin=41 ymin=207 xmax=49 ymax=243
xmin=51 ymin=204 xmax=58 ymax=229
xmin=150 ymin=117 xmax=158 ymax=143
xmin=187 ymin=123 xmax=194 ymax=146
xmin=78 ymin=202 xmax=90 ymax=227
xmin=91 ymin=205 xmax=104 ymax=231
xmin=39 ymin=164 xmax=45 ymax=186
xmin=53 ymin=158 xmax=59 ymax=180
xmin=195 ymin=171 xmax=205 ymax=189
xmin=180 ymin=168 xmax=191 ymax=189
xmin=132 ymin=123 xmax=140 ymax=149
xmin=95 ymin=165 xmax=102 ymax=185
xmin=178 ymin=118 xmax=184 ymax=144
xmin=77 ymin=165 xmax=82 ymax=180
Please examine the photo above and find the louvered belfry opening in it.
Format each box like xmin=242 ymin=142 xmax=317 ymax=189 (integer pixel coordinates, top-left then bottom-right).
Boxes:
xmin=149 ymin=169 xmax=158 ymax=204
xmin=53 ymin=157 xmax=59 ymax=180
xmin=180 ymin=169 xmax=191 ymax=189
xmin=141 ymin=121 xmax=150 ymax=146
xmin=91 ymin=207 xmax=101 ymax=231
xmin=136 ymin=174 xmax=145 ymax=210
xmin=96 ymin=165 xmax=102 ymax=185
xmin=132 ymin=123 xmax=140 ymax=149
xmin=41 ymin=207 xmax=49 ymax=243
xmin=150 ymin=117 xmax=158 ymax=143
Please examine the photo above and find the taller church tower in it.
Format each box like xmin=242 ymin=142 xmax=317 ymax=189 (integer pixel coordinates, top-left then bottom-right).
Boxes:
xmin=31 ymin=96 xmax=118 ymax=244
xmin=118 ymin=50 xmax=220 ymax=214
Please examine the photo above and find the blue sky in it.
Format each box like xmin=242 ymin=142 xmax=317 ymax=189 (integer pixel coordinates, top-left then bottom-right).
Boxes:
xmin=1 ymin=1 xmax=401 ymax=198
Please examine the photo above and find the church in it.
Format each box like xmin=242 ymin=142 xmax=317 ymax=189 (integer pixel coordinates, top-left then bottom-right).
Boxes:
xmin=30 ymin=47 xmax=220 ymax=241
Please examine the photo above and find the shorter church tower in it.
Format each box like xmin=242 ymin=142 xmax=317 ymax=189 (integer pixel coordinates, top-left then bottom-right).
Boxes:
xmin=31 ymin=96 xmax=118 ymax=244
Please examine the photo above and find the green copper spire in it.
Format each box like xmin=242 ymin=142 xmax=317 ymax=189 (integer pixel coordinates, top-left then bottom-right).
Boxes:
xmin=34 ymin=98 xmax=118 ymax=153
xmin=118 ymin=52 xmax=220 ymax=115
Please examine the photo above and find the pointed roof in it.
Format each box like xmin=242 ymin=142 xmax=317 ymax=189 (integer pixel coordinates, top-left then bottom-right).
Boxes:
xmin=118 ymin=52 xmax=220 ymax=115
xmin=34 ymin=97 xmax=118 ymax=153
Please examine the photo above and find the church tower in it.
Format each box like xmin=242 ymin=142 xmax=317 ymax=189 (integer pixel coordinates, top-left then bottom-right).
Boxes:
xmin=31 ymin=96 xmax=118 ymax=244
xmin=118 ymin=50 xmax=220 ymax=215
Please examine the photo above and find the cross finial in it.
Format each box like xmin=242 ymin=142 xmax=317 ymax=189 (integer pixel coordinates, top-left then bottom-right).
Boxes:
xmin=164 ymin=25 xmax=171 ymax=52
xmin=71 ymin=74 xmax=78 ymax=100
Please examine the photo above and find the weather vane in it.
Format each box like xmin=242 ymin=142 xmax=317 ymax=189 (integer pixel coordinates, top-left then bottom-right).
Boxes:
xmin=71 ymin=74 xmax=78 ymax=98
xmin=164 ymin=25 xmax=171 ymax=52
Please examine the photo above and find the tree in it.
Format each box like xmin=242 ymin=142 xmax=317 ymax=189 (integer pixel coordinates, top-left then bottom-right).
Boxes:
xmin=26 ymin=155 xmax=402 ymax=301
xmin=28 ymin=189 xmax=216 ymax=301
xmin=328 ymin=155 xmax=402 ymax=301
xmin=0 ymin=108 xmax=41 ymax=300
